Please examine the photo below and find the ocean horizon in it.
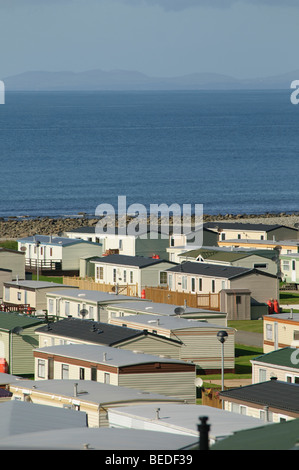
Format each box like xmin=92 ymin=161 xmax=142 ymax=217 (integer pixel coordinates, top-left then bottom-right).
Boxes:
xmin=0 ymin=89 xmax=298 ymax=219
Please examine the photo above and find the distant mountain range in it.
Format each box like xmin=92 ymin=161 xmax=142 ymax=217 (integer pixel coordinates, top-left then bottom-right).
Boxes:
xmin=1 ymin=68 xmax=298 ymax=91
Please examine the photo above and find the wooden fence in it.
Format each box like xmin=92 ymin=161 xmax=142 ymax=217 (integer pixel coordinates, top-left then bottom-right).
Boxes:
xmin=201 ymin=387 xmax=223 ymax=409
xmin=63 ymin=276 xmax=139 ymax=297
xmin=143 ymin=286 xmax=220 ymax=310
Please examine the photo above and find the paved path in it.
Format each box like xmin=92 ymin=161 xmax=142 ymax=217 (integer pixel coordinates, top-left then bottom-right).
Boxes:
xmin=205 ymin=379 xmax=252 ymax=388
xmin=235 ymin=330 xmax=263 ymax=348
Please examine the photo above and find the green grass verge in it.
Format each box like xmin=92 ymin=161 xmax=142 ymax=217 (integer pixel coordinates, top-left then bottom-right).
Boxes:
xmin=31 ymin=274 xmax=63 ymax=284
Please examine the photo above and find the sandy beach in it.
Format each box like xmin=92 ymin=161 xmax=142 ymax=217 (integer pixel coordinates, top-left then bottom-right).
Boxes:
xmin=0 ymin=212 xmax=298 ymax=240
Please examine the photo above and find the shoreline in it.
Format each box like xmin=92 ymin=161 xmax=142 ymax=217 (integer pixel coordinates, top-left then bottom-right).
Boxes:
xmin=0 ymin=211 xmax=298 ymax=240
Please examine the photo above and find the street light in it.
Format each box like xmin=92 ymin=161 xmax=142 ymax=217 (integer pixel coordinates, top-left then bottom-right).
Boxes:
xmin=35 ymin=240 xmax=41 ymax=281
xmin=217 ymin=330 xmax=228 ymax=393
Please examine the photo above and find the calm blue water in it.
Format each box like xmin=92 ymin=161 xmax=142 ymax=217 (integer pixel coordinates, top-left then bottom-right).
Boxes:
xmin=0 ymin=90 xmax=298 ymax=218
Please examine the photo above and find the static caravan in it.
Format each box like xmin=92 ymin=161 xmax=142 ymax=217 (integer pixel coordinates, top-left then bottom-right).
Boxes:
xmin=34 ymin=344 xmax=197 ymax=403
xmin=109 ymin=314 xmax=235 ymax=372
xmin=34 ymin=317 xmax=182 ymax=360
xmin=17 ymin=234 xmax=103 ymax=276
xmin=9 ymin=379 xmax=184 ymax=428
xmin=204 ymin=222 xmax=299 ymax=242
xmin=45 ymin=288 xmax=148 ymax=323
xmin=106 ymin=299 xmax=228 ymax=327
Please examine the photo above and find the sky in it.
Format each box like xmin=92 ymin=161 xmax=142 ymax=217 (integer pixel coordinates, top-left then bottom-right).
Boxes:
xmin=0 ymin=0 xmax=298 ymax=79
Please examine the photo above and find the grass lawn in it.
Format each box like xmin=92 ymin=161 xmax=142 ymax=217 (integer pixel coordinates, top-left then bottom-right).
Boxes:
xmin=32 ymin=274 xmax=63 ymax=284
xmin=0 ymin=240 xmax=18 ymax=251
xmin=199 ymin=344 xmax=263 ymax=387
xmin=279 ymin=292 xmax=299 ymax=305
xmin=227 ymin=320 xmax=263 ymax=334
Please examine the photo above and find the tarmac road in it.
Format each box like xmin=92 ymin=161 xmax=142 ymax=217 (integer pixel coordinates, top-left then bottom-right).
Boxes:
xmin=235 ymin=330 xmax=263 ymax=348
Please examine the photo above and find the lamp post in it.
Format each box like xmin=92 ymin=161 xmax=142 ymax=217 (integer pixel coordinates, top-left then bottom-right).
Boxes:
xmin=217 ymin=330 xmax=228 ymax=393
xmin=35 ymin=240 xmax=41 ymax=281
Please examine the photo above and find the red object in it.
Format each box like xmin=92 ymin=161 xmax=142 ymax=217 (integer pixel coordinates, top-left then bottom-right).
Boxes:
xmin=0 ymin=358 xmax=8 ymax=373
xmin=267 ymin=300 xmax=274 ymax=314
xmin=141 ymin=289 xmax=146 ymax=299
xmin=273 ymin=299 xmax=280 ymax=314
xmin=152 ymin=254 xmax=160 ymax=259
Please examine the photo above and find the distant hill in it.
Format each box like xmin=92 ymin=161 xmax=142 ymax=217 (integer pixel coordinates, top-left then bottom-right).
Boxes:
xmin=2 ymin=68 xmax=298 ymax=91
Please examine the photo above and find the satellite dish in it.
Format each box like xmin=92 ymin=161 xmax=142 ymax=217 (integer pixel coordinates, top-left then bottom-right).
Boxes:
xmin=20 ymin=246 xmax=26 ymax=252
xmin=174 ymin=306 xmax=185 ymax=315
xmin=194 ymin=377 xmax=203 ymax=387
xmin=12 ymin=326 xmax=23 ymax=335
xmin=79 ymin=309 xmax=88 ymax=318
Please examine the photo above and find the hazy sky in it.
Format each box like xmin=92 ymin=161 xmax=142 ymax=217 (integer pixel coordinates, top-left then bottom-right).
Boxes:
xmin=0 ymin=0 xmax=298 ymax=79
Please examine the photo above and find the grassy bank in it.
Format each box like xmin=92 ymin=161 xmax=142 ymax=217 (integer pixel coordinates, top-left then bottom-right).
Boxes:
xmin=200 ymin=344 xmax=263 ymax=384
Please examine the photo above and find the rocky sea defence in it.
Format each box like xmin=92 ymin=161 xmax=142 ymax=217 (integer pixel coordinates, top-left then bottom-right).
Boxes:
xmin=0 ymin=212 xmax=298 ymax=240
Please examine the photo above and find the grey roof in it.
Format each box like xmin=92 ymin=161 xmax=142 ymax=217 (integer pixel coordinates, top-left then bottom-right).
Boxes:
xmin=35 ymin=344 xmax=194 ymax=368
xmin=112 ymin=314 xmax=231 ymax=332
xmin=91 ymin=254 xmax=174 ymax=268
xmin=0 ymin=400 xmax=87 ymax=438
xmin=0 ymin=427 xmax=198 ymax=450
xmin=4 ymin=280 xmax=76 ymax=290
xmin=46 ymin=288 xmax=146 ymax=304
xmin=264 ymin=312 xmax=299 ymax=323
xmin=0 ymin=372 xmax=24 ymax=385
xmin=219 ymin=238 xmax=299 ymax=246
xmin=106 ymin=300 xmax=221 ymax=316
xmin=9 ymin=379 xmax=184 ymax=406
xmin=34 ymin=317 xmax=182 ymax=346
xmin=107 ymin=403 xmax=268 ymax=440
xmin=166 ymin=261 xmax=259 ymax=279
xmin=204 ymin=222 xmax=297 ymax=232
xmin=17 ymin=234 xmax=99 ymax=247
xmin=219 ymin=379 xmax=299 ymax=413
xmin=65 ymin=224 xmax=170 ymax=237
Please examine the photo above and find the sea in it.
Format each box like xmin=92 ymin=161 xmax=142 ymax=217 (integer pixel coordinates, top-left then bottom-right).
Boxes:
xmin=0 ymin=89 xmax=298 ymax=220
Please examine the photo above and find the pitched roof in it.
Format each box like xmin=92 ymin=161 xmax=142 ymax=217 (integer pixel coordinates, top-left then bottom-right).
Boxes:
xmin=34 ymin=317 xmax=182 ymax=346
xmin=211 ymin=416 xmax=299 ymax=450
xmin=251 ymin=347 xmax=299 ymax=370
xmin=178 ymin=247 xmax=277 ymax=261
xmin=219 ymin=379 xmax=299 ymax=413
xmin=91 ymin=254 xmax=174 ymax=268
xmin=204 ymin=222 xmax=297 ymax=232
xmin=179 ymin=249 xmax=251 ymax=262
xmin=0 ymin=312 xmax=44 ymax=332
xmin=166 ymin=261 xmax=253 ymax=279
